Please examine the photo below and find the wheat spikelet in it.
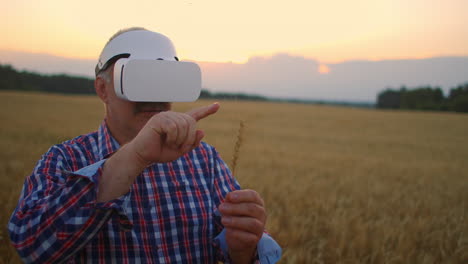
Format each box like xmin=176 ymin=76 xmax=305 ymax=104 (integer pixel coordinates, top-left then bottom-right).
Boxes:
xmin=231 ymin=120 xmax=245 ymax=176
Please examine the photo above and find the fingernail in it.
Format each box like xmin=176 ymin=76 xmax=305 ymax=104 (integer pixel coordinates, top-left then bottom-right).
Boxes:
xmin=219 ymin=203 xmax=229 ymax=211
xmin=231 ymin=193 xmax=238 ymax=201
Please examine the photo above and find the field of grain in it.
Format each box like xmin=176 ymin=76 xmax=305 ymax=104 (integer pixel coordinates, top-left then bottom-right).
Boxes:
xmin=1 ymin=91 xmax=467 ymax=263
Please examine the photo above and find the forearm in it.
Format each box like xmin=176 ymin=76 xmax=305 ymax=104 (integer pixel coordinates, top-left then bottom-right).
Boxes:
xmin=9 ymin=175 xmax=114 ymax=263
xmin=97 ymin=143 xmax=148 ymax=202
xmin=230 ymin=248 xmax=256 ymax=264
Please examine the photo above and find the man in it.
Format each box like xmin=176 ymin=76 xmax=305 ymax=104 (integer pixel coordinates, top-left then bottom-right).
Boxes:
xmin=8 ymin=28 xmax=281 ymax=263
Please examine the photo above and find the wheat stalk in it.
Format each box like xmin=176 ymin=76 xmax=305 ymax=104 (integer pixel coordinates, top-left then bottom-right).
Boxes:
xmin=231 ymin=120 xmax=245 ymax=176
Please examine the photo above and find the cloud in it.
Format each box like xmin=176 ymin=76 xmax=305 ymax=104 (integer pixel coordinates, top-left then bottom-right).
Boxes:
xmin=199 ymin=55 xmax=468 ymax=102
xmin=199 ymin=53 xmax=321 ymax=97
xmin=0 ymin=49 xmax=95 ymax=77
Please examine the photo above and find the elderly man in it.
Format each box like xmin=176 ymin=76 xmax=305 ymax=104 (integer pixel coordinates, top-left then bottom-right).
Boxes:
xmin=8 ymin=28 xmax=281 ymax=263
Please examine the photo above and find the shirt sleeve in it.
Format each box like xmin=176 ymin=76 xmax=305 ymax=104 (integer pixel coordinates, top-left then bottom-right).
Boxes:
xmin=8 ymin=146 xmax=128 ymax=263
xmin=208 ymin=145 xmax=282 ymax=263
xmin=214 ymin=229 xmax=282 ymax=264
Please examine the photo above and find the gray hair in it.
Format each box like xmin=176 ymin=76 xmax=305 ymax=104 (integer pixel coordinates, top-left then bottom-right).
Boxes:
xmin=107 ymin=27 xmax=147 ymax=45
xmin=96 ymin=67 xmax=112 ymax=84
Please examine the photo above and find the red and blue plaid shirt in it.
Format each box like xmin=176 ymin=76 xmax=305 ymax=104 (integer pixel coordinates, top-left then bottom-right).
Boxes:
xmin=8 ymin=121 xmax=281 ymax=263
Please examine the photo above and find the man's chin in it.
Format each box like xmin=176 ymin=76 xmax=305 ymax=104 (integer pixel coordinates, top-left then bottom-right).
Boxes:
xmin=138 ymin=111 xmax=162 ymax=119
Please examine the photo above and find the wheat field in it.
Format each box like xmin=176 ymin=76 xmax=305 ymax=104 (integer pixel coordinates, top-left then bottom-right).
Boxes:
xmin=0 ymin=91 xmax=467 ymax=263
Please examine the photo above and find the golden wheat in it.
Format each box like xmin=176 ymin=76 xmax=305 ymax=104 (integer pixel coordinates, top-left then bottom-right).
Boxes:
xmin=1 ymin=91 xmax=467 ymax=264
xmin=230 ymin=120 xmax=245 ymax=176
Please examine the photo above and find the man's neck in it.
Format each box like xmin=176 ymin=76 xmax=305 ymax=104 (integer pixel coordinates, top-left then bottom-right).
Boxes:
xmin=104 ymin=118 xmax=135 ymax=146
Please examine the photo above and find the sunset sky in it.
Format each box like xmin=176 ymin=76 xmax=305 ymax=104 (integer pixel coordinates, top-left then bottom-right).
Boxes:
xmin=2 ymin=0 xmax=467 ymax=64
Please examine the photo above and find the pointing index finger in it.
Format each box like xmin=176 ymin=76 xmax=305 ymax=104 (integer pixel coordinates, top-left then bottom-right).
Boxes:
xmin=186 ymin=102 xmax=220 ymax=121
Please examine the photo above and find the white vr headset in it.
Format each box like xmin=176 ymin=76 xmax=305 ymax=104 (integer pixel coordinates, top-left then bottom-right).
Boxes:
xmin=95 ymin=30 xmax=201 ymax=102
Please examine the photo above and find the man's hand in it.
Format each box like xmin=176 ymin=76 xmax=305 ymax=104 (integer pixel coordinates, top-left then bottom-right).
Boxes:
xmin=97 ymin=103 xmax=219 ymax=202
xmin=128 ymin=103 xmax=220 ymax=168
xmin=219 ymin=190 xmax=267 ymax=263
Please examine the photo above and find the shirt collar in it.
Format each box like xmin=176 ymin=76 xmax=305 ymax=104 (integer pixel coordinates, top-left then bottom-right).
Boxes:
xmin=97 ymin=120 xmax=121 ymax=159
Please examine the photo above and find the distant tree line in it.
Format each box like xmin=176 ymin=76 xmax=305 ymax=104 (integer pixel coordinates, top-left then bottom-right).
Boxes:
xmin=200 ymin=90 xmax=267 ymax=101
xmin=377 ymin=84 xmax=468 ymax=113
xmin=0 ymin=64 xmax=268 ymax=101
xmin=0 ymin=64 xmax=95 ymax=94
xmin=4 ymin=63 xmax=467 ymax=111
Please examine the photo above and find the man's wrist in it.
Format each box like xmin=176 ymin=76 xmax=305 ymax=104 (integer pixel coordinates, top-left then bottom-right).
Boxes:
xmin=123 ymin=142 xmax=152 ymax=172
xmin=229 ymin=247 xmax=257 ymax=264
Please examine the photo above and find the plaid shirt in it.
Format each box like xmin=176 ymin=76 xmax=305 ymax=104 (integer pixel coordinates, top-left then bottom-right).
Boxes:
xmin=8 ymin=121 xmax=281 ymax=263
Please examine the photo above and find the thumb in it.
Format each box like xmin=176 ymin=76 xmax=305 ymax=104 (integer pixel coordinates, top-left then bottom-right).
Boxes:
xmin=186 ymin=102 xmax=220 ymax=121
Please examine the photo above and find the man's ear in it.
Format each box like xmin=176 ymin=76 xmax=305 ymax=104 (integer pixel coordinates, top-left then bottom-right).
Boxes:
xmin=95 ymin=76 xmax=109 ymax=103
